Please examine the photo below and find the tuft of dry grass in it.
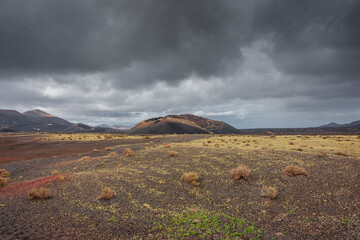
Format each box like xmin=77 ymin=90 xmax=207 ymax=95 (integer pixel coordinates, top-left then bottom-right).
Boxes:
xmin=261 ymin=187 xmax=278 ymax=199
xmin=117 ymin=164 xmax=123 ymax=169
xmin=164 ymin=144 xmax=172 ymax=148
xmin=32 ymin=137 xmax=41 ymax=142
xmin=334 ymin=151 xmax=347 ymax=156
xmin=98 ymin=187 xmax=115 ymax=200
xmin=0 ymin=177 xmax=9 ymax=188
xmin=230 ymin=166 xmax=251 ymax=180
xmin=0 ymin=169 xmax=11 ymax=178
xmin=282 ymin=165 xmax=308 ymax=176
xmin=105 ymin=147 xmax=113 ymax=151
xmin=93 ymin=148 xmax=99 ymax=152
xmin=145 ymin=143 xmax=149 ymax=146
xmin=51 ymin=170 xmax=60 ymax=175
xmin=144 ymin=136 xmax=151 ymax=139
xmin=316 ymin=151 xmax=328 ymax=158
xmin=80 ymin=156 xmax=91 ymax=161
xmin=59 ymin=175 xmax=65 ymax=181
xmin=28 ymin=187 xmax=51 ymax=200
xmin=168 ymin=150 xmax=179 ymax=157
xmin=180 ymin=172 xmax=200 ymax=186
xmin=107 ymin=151 xmax=118 ymax=157
xmin=123 ymin=148 xmax=134 ymax=156
xmin=289 ymin=142 xmax=295 ymax=145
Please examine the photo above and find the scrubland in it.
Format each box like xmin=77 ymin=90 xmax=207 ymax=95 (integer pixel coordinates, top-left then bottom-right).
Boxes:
xmin=0 ymin=133 xmax=359 ymax=239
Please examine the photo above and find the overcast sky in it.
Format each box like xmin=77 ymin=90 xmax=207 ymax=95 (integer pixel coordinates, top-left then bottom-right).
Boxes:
xmin=1 ymin=0 xmax=359 ymax=128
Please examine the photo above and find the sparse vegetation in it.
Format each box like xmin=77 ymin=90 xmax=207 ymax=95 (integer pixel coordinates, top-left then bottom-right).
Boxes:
xmin=93 ymin=148 xmax=99 ymax=152
xmin=80 ymin=156 xmax=91 ymax=161
xmin=105 ymin=147 xmax=113 ymax=151
xmin=51 ymin=170 xmax=59 ymax=175
xmin=230 ymin=166 xmax=251 ymax=180
xmin=107 ymin=151 xmax=118 ymax=157
xmin=334 ymin=151 xmax=347 ymax=156
xmin=28 ymin=187 xmax=51 ymax=200
xmin=98 ymin=187 xmax=115 ymax=200
xmin=282 ymin=165 xmax=308 ymax=176
xmin=180 ymin=172 xmax=200 ymax=186
xmin=123 ymin=148 xmax=134 ymax=156
xmin=0 ymin=177 xmax=9 ymax=188
xmin=168 ymin=150 xmax=179 ymax=157
xmin=316 ymin=150 xmax=328 ymax=158
xmin=261 ymin=187 xmax=278 ymax=199
xmin=0 ymin=169 xmax=11 ymax=178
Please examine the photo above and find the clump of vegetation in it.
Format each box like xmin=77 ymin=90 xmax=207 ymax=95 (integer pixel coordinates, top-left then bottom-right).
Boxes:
xmin=105 ymin=147 xmax=113 ymax=151
xmin=0 ymin=169 xmax=11 ymax=178
xmin=51 ymin=170 xmax=59 ymax=175
xmin=107 ymin=151 xmax=118 ymax=157
xmin=58 ymin=175 xmax=65 ymax=181
xmin=0 ymin=177 xmax=9 ymax=188
xmin=32 ymin=137 xmax=41 ymax=142
xmin=123 ymin=148 xmax=134 ymax=156
xmin=93 ymin=148 xmax=99 ymax=152
xmin=334 ymin=151 xmax=347 ymax=156
xmin=282 ymin=165 xmax=308 ymax=176
xmin=145 ymin=143 xmax=149 ymax=146
xmin=28 ymin=187 xmax=51 ymax=200
xmin=117 ymin=164 xmax=123 ymax=169
xmin=180 ymin=172 xmax=200 ymax=186
xmin=164 ymin=144 xmax=172 ymax=148
xmin=98 ymin=187 xmax=115 ymax=200
xmin=316 ymin=151 xmax=328 ymax=158
xmin=230 ymin=166 xmax=251 ymax=180
xmin=80 ymin=156 xmax=91 ymax=161
xmin=148 ymin=209 xmax=264 ymax=239
xmin=168 ymin=150 xmax=179 ymax=157
xmin=144 ymin=135 xmax=151 ymax=139
xmin=261 ymin=187 xmax=278 ymax=199
xmin=289 ymin=142 xmax=295 ymax=145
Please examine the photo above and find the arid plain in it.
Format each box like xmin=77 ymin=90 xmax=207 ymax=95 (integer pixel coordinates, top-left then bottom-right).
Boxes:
xmin=0 ymin=133 xmax=359 ymax=239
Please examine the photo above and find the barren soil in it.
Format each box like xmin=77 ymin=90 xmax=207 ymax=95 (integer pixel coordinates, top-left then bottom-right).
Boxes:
xmin=0 ymin=133 xmax=359 ymax=239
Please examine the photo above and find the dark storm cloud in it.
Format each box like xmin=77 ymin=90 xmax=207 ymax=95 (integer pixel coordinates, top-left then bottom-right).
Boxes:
xmin=253 ymin=0 xmax=360 ymax=78
xmin=0 ymin=0 xmax=359 ymax=128
xmin=0 ymin=0 xmax=253 ymax=85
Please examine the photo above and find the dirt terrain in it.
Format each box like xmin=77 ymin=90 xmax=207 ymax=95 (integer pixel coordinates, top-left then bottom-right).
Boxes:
xmin=0 ymin=133 xmax=359 ymax=239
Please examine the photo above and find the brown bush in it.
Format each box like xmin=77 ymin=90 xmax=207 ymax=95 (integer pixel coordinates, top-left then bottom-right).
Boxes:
xmin=168 ymin=150 xmax=179 ymax=157
xmin=164 ymin=144 xmax=172 ymax=148
xmin=144 ymin=136 xmax=151 ymax=139
xmin=289 ymin=142 xmax=295 ymax=145
xmin=334 ymin=151 xmax=347 ymax=156
xmin=180 ymin=172 xmax=200 ymax=186
xmin=230 ymin=166 xmax=251 ymax=180
xmin=28 ymin=187 xmax=51 ymax=200
xmin=0 ymin=177 xmax=9 ymax=188
xmin=316 ymin=151 xmax=328 ymax=158
xmin=145 ymin=143 xmax=149 ymax=146
xmin=93 ymin=149 xmax=99 ymax=152
xmin=107 ymin=151 xmax=118 ymax=157
xmin=51 ymin=170 xmax=59 ymax=175
xmin=98 ymin=187 xmax=115 ymax=200
xmin=80 ymin=156 xmax=91 ymax=161
xmin=0 ymin=169 xmax=11 ymax=178
xmin=59 ymin=175 xmax=65 ymax=181
xmin=117 ymin=164 xmax=123 ymax=169
xmin=261 ymin=187 xmax=278 ymax=199
xmin=282 ymin=165 xmax=308 ymax=176
xmin=245 ymin=143 xmax=250 ymax=146
xmin=105 ymin=147 xmax=113 ymax=151
xmin=33 ymin=137 xmax=41 ymax=142
xmin=123 ymin=148 xmax=134 ymax=156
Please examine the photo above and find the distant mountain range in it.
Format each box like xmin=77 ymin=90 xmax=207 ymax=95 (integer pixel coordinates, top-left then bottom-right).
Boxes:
xmin=319 ymin=120 xmax=360 ymax=128
xmin=1 ymin=108 xmax=359 ymax=134
xmin=0 ymin=109 xmax=117 ymax=133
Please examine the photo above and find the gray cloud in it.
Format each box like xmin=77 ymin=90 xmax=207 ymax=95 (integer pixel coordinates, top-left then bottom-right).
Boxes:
xmin=0 ymin=0 xmax=359 ymax=128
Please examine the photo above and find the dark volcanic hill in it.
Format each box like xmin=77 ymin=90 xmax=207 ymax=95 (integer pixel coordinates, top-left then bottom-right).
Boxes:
xmin=319 ymin=120 xmax=360 ymax=128
xmin=129 ymin=114 xmax=238 ymax=134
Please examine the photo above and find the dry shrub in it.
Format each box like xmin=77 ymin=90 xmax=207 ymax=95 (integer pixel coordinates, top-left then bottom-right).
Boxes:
xmin=164 ymin=144 xmax=172 ymax=148
xmin=0 ymin=177 xmax=9 ymax=188
xmin=202 ymin=143 xmax=208 ymax=146
xmin=105 ymin=147 xmax=113 ymax=151
xmin=80 ymin=156 xmax=91 ymax=161
xmin=144 ymin=136 xmax=151 ymax=139
xmin=93 ymin=149 xmax=99 ymax=152
xmin=145 ymin=143 xmax=149 ymax=146
xmin=265 ymin=131 xmax=274 ymax=135
xmin=180 ymin=172 xmax=200 ymax=186
xmin=215 ymin=143 xmax=220 ymax=148
xmin=33 ymin=137 xmax=41 ymax=142
xmin=28 ymin=187 xmax=51 ymax=200
xmin=316 ymin=151 xmax=328 ymax=158
xmin=261 ymin=187 xmax=278 ymax=199
xmin=107 ymin=151 xmax=118 ymax=157
xmin=117 ymin=164 xmax=123 ymax=169
xmin=59 ymin=175 xmax=65 ymax=181
xmin=0 ymin=169 xmax=11 ymax=178
xmin=282 ymin=165 xmax=308 ymax=176
xmin=296 ymin=148 xmax=303 ymax=151
xmin=123 ymin=148 xmax=134 ymax=156
xmin=335 ymin=152 xmax=347 ymax=156
xmin=245 ymin=143 xmax=250 ymax=146
xmin=289 ymin=142 xmax=295 ymax=145
xmin=207 ymin=140 xmax=212 ymax=143
xmin=168 ymin=150 xmax=179 ymax=157
xmin=230 ymin=166 xmax=251 ymax=180
xmin=98 ymin=187 xmax=115 ymax=200
xmin=51 ymin=170 xmax=60 ymax=175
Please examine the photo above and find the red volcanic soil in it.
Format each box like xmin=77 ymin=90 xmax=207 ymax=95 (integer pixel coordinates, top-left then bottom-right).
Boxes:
xmin=0 ymin=174 xmax=72 ymax=197
xmin=0 ymin=135 xmax=145 ymax=164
